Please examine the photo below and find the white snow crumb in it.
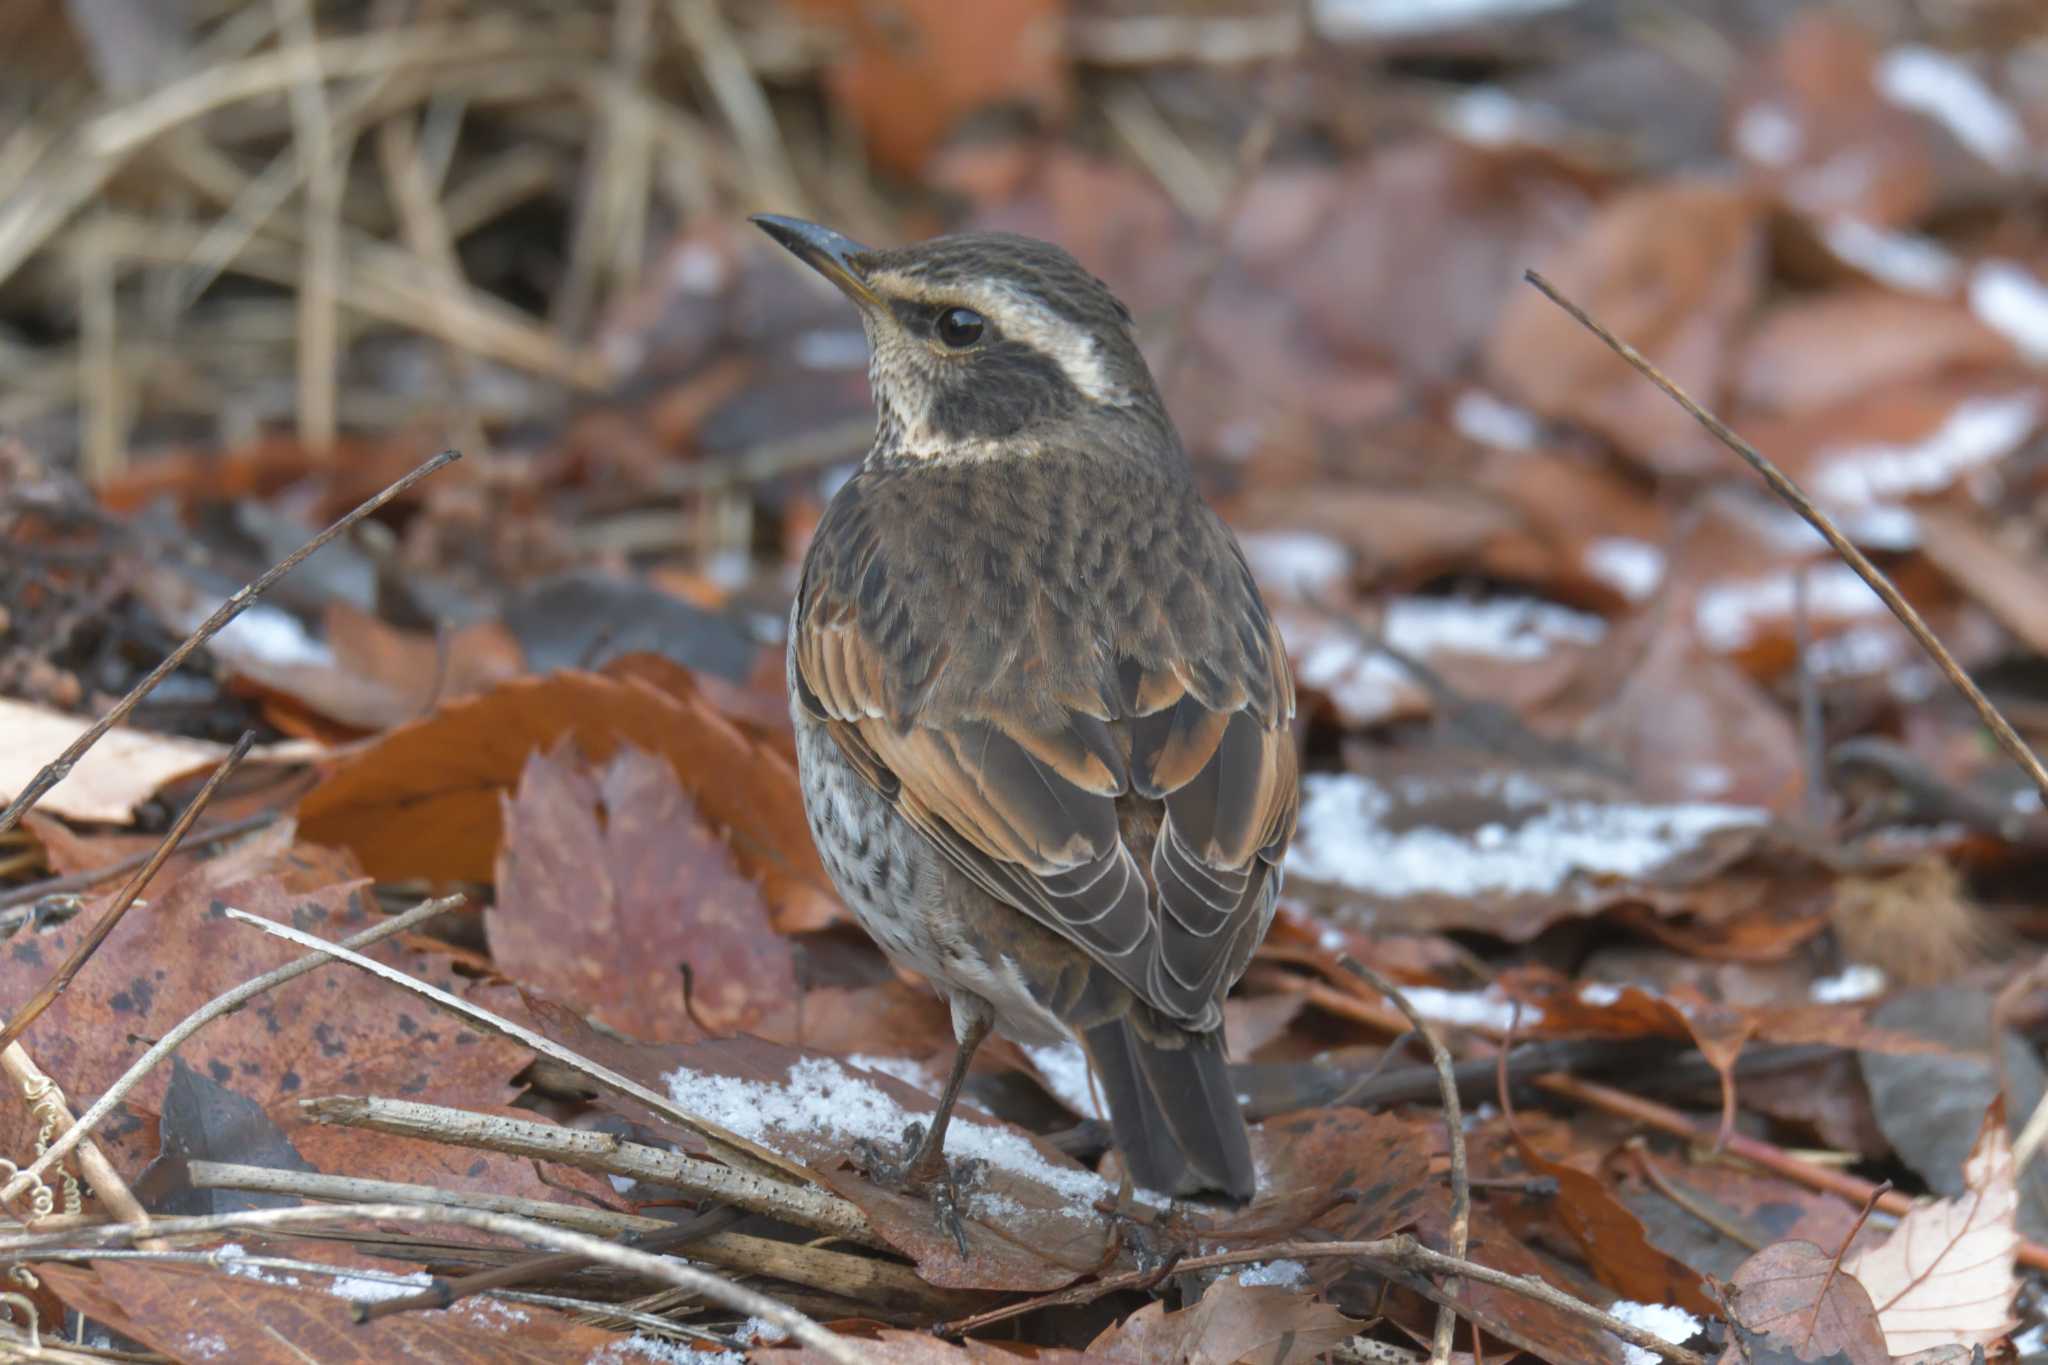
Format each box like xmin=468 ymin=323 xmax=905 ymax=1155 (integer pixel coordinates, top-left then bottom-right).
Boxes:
xmin=1838 ymin=502 xmax=1921 ymax=550
xmin=1023 ymin=1041 xmax=1107 ymax=1120
xmin=1810 ymin=391 xmax=2041 ymax=506
xmin=703 ymin=548 xmax=750 ymax=590
xmin=663 ymin=1055 xmax=1164 ymax=1210
xmin=1444 ymin=88 xmax=1562 ymax=147
xmin=735 ymin=1317 xmax=789 ymax=1346
xmin=1239 ymin=530 xmax=1353 ymax=597
xmin=793 ymin=327 xmax=868 ymax=371
xmin=1805 ymin=622 xmax=1910 ymax=679
xmin=201 ymin=602 xmax=335 ymax=669
xmin=1214 ymin=416 xmax=1266 ymax=463
xmin=1453 ymin=389 xmax=1543 ymax=449
xmin=1607 ymin=1300 xmax=1703 ymax=1364
xmin=608 ymin=1173 xmax=637 ymax=1195
xmin=213 ymin=1245 xmax=302 ymax=1288
xmin=2012 ymin=787 xmax=2042 ymax=814
xmin=1233 ymin=1259 xmax=1308 ymax=1288
xmin=1316 ymin=923 xmax=1348 ymax=952
xmin=180 ymin=1334 xmax=232 ymax=1360
xmin=1578 ymin=982 xmax=1624 ymax=1007
xmin=1735 ymin=102 xmax=1803 ymax=166
xmin=1695 ymin=561 xmax=1887 ymax=653
xmin=457 ymin=1299 xmax=530 ymax=1331
xmin=2011 ymin=1322 xmax=2047 ymax=1355
xmin=330 ymin=1270 xmax=434 ymax=1304
xmin=670 ymin=241 xmax=726 ymax=295
xmin=1970 ymin=260 xmax=2048 ymax=363
xmin=1399 ymin=985 xmax=1533 ymax=1031
xmin=1290 ymin=596 xmax=1604 ymax=723
xmin=1876 ymin=45 xmax=2029 ymax=172
xmin=1811 ymin=963 xmax=1888 ymax=1004
xmin=845 ymin=1053 xmax=938 ymax=1093
xmin=587 ymin=1337 xmax=735 ymax=1364
xmin=1820 ymin=218 xmax=1961 ymax=295
xmin=1314 ymin=0 xmax=1572 ymax=40
xmin=1583 ymin=537 xmax=1666 ymax=601
xmin=1682 ymin=763 xmax=1733 ymax=799
xmin=1285 ymin=771 xmax=1765 ymax=901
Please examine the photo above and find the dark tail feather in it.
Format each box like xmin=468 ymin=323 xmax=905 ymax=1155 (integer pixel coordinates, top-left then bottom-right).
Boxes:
xmin=1081 ymin=1019 xmax=1255 ymax=1203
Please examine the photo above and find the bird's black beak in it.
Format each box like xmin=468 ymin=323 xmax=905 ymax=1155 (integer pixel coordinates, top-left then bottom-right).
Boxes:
xmin=751 ymin=214 xmax=881 ymax=310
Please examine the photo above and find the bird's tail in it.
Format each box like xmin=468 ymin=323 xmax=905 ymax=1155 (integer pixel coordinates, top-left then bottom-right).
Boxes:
xmin=1080 ymin=1016 xmax=1255 ymax=1203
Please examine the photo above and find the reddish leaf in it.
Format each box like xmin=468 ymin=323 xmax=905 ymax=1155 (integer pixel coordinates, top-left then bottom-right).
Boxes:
xmin=1090 ymin=1275 xmax=1362 ymax=1364
xmin=1721 ymin=1239 xmax=1890 ymax=1363
xmin=490 ymin=739 xmax=795 ymax=1037
xmin=298 ymin=668 xmax=839 ymax=931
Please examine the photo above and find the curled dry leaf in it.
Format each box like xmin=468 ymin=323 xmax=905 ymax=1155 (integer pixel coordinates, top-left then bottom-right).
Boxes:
xmin=1089 ymin=1275 xmax=1363 ymax=1364
xmin=490 ymin=738 xmax=795 ymax=1038
xmin=1841 ymin=1106 xmax=2021 ymax=1355
xmin=298 ymin=666 xmax=839 ymax=932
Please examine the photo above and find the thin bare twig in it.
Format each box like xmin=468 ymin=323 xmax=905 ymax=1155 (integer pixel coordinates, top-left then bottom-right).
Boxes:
xmin=0 ymin=1041 xmax=145 ymax=1230
xmin=1341 ymin=958 xmax=1466 ymax=1365
xmin=0 ymin=810 xmax=278 ymax=914
xmin=0 ymin=448 xmax=461 ymax=840
xmin=0 ymin=1203 xmax=866 ymax=1364
xmin=0 ymin=895 xmax=465 ymax=1209
xmin=1523 ymin=269 xmax=2048 ymax=808
xmin=0 ymin=732 xmax=253 ymax=1054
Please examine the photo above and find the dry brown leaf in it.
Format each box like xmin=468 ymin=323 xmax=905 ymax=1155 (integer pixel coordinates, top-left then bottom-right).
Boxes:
xmin=1487 ymin=179 xmax=1764 ymax=477
xmin=297 ymin=667 xmax=838 ymax=931
xmin=1721 ymin=1238 xmax=1890 ymax=1363
xmin=1089 ymin=1275 xmax=1362 ymax=1364
xmin=489 ymin=738 xmax=795 ymax=1038
xmin=0 ymin=697 xmax=231 ymax=823
xmin=1842 ymin=1106 xmax=2021 ymax=1354
xmin=1734 ymin=291 xmax=2014 ymax=420
xmin=1916 ymin=504 xmax=2048 ymax=657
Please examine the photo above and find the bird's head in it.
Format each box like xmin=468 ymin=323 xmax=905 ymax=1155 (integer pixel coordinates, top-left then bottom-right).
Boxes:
xmin=753 ymin=214 xmax=1163 ymax=460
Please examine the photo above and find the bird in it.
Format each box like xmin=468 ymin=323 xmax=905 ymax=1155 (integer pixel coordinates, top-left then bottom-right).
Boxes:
xmin=754 ymin=213 xmax=1298 ymax=1210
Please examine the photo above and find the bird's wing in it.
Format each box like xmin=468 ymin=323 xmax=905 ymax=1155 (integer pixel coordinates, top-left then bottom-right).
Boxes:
xmin=792 ymin=469 xmax=1297 ymax=1026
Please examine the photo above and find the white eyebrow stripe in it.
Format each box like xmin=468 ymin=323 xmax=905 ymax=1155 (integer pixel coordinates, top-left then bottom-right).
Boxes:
xmin=864 ymin=270 xmax=1130 ymax=406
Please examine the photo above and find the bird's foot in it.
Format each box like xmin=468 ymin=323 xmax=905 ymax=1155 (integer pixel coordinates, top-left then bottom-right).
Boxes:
xmin=855 ymin=1121 xmax=987 ymax=1257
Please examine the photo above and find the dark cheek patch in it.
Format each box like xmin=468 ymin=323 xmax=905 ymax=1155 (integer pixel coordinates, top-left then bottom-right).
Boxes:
xmin=927 ymin=342 xmax=1079 ymax=442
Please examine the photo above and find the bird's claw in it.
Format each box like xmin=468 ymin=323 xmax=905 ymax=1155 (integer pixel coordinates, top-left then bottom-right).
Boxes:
xmin=855 ymin=1122 xmax=986 ymax=1256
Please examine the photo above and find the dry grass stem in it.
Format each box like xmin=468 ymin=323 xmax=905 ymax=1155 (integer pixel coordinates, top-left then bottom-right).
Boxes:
xmin=298 ymin=1094 xmax=875 ymax=1248
xmin=0 ymin=1042 xmax=144 ymax=1231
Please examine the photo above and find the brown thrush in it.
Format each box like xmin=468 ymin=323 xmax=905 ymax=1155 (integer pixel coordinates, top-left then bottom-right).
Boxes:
xmin=755 ymin=214 xmax=1299 ymax=1206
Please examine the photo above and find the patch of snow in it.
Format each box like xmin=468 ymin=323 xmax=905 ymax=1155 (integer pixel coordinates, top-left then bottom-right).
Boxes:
xmin=1876 ymin=46 xmax=2028 ymax=172
xmin=1453 ymin=389 xmax=1543 ymax=449
xmin=1315 ymin=0 xmax=1573 ymax=39
xmin=213 ymin=1245 xmax=302 ymax=1288
xmin=1682 ymin=763 xmax=1734 ymax=799
xmin=1578 ymin=982 xmax=1624 ymax=1007
xmin=587 ymin=1337 xmax=735 ymax=1364
xmin=1820 ymin=218 xmax=1960 ymax=295
xmin=1233 ymin=1258 xmax=1308 ymax=1288
xmin=1583 ymin=537 xmax=1666 ymax=601
xmin=2012 ymin=787 xmax=2042 ymax=814
xmin=670 ymin=241 xmax=726 ymax=295
xmin=735 ymin=1317 xmax=789 ymax=1346
xmin=1444 ymin=87 xmax=1563 ymax=147
xmin=329 ymin=1269 xmax=434 ymax=1304
xmin=1399 ymin=985 xmax=1533 ymax=1030
xmin=664 ymin=1054 xmax=1163 ymax=1209
xmin=457 ymin=1299 xmax=530 ymax=1331
xmin=793 ymin=328 xmax=867 ymax=370
xmin=202 ymin=603 xmax=334 ymax=669
xmin=1608 ymin=1300 xmax=1703 ymax=1365
xmin=1240 ymin=530 xmax=1353 ymax=598
xmin=1805 ymin=621 xmax=1911 ymax=679
xmin=180 ymin=1334 xmax=232 ymax=1360
xmin=608 ymin=1173 xmax=637 ymax=1195
xmin=1810 ymin=392 xmax=2041 ymax=507
xmin=1285 ymin=771 xmax=1765 ymax=900
xmin=1812 ymin=963 xmax=1888 ymax=1004
xmin=1213 ymin=416 xmax=1266 ymax=463
xmin=1289 ymin=596 xmax=1605 ymax=723
xmin=845 ymin=1053 xmax=938 ymax=1093
xmin=1839 ymin=503 xmax=1921 ymax=550
xmin=1695 ymin=562 xmax=1887 ymax=653
xmin=1022 ymin=1041 xmax=1106 ymax=1120
xmin=2011 ymin=1321 xmax=2047 ymax=1355
xmin=1970 ymin=260 xmax=2048 ymax=363
xmin=1735 ymin=103 xmax=1803 ymax=166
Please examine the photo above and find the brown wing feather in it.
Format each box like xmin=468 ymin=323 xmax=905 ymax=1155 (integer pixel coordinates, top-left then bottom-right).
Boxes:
xmin=793 ymin=453 xmax=1297 ymax=1026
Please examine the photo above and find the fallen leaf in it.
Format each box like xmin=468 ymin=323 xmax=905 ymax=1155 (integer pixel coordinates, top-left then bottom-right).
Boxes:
xmin=1733 ymin=291 xmax=2013 ymax=420
xmin=1720 ymin=1238 xmax=1890 ymax=1364
xmin=1488 ymin=179 xmax=1765 ymax=477
xmin=1842 ymin=1106 xmax=2021 ymax=1354
xmin=1089 ymin=1274 xmax=1362 ymax=1364
xmin=489 ymin=738 xmax=795 ymax=1037
xmin=297 ymin=667 xmax=838 ymax=932
xmin=0 ymin=697 xmax=231 ymax=824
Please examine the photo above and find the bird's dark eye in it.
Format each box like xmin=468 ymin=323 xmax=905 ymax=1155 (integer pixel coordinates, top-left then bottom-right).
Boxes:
xmin=936 ymin=307 xmax=985 ymax=348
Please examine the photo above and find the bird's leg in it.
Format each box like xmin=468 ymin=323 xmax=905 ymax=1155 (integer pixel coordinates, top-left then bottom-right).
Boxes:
xmin=856 ymin=1010 xmax=992 ymax=1255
